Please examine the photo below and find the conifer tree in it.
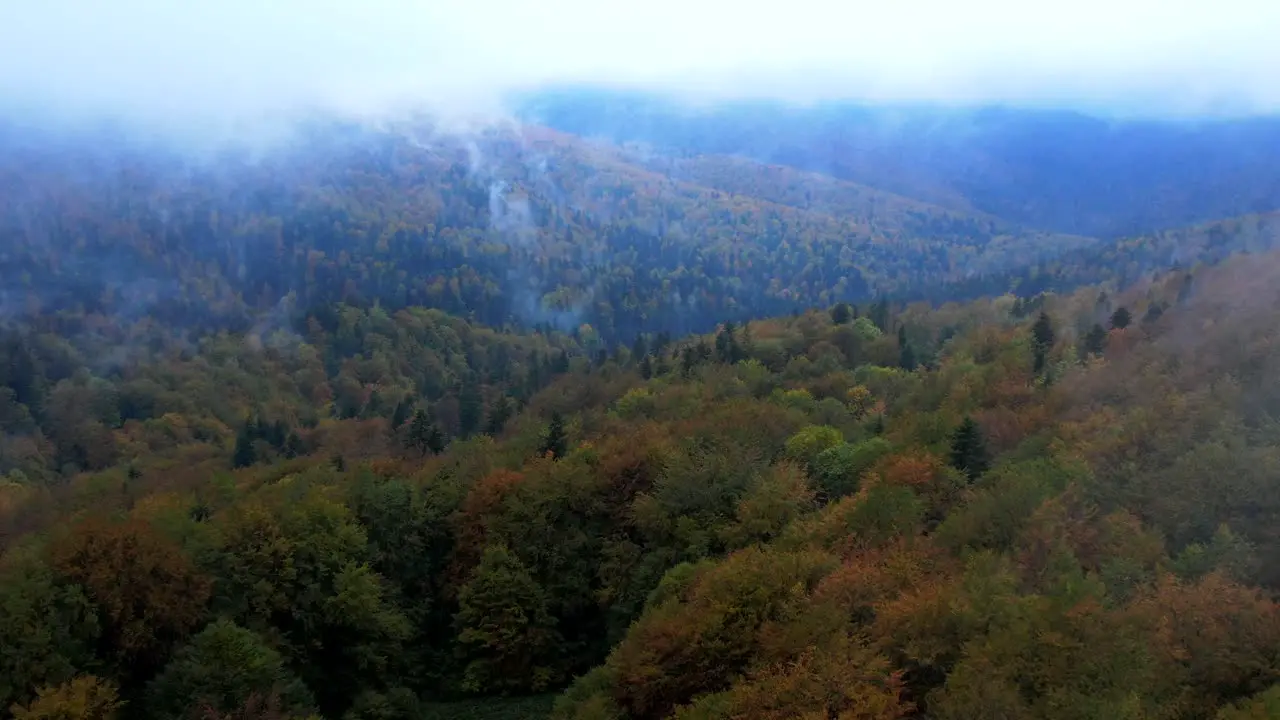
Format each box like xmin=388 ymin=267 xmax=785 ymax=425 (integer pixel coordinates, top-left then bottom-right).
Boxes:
xmin=458 ymin=376 xmax=483 ymax=438
xmin=830 ymin=303 xmax=853 ymax=325
xmin=1032 ymin=310 xmax=1055 ymax=373
xmin=949 ymin=416 xmax=990 ymax=481
xmin=407 ymin=410 xmax=433 ymax=456
xmin=539 ymin=412 xmax=568 ymax=460
xmin=1110 ymin=306 xmax=1132 ymax=330
xmin=1081 ymin=323 xmax=1107 ymax=358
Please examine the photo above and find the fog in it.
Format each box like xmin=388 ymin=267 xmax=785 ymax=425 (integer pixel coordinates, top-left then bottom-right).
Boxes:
xmin=2 ymin=0 xmax=1279 ymax=132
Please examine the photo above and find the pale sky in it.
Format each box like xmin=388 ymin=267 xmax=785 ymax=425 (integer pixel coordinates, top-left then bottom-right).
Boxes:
xmin=1 ymin=0 xmax=1278 ymax=125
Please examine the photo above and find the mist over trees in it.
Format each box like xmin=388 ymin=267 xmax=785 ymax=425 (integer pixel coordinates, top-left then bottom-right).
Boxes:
xmin=2 ymin=97 xmax=1280 ymax=719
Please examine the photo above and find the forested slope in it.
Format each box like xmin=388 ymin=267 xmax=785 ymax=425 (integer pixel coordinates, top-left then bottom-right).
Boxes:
xmin=0 ymin=119 xmax=1089 ymax=348
xmin=522 ymin=90 xmax=1280 ymax=237
xmin=6 ymin=243 xmax=1280 ymax=719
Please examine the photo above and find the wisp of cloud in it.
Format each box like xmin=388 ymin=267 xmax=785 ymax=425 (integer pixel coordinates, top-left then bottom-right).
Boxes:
xmin=1 ymin=0 xmax=1278 ymax=132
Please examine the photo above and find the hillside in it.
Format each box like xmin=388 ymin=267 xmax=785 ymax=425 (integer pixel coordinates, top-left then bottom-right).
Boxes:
xmin=521 ymin=89 xmax=1280 ymax=237
xmin=0 ymin=119 xmax=1093 ymax=349
xmin=5 ymin=240 xmax=1280 ymax=718
xmin=931 ymin=211 xmax=1280 ymax=302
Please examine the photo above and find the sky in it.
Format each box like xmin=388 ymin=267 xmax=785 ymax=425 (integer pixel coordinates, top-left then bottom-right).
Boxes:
xmin=2 ymin=0 xmax=1279 ymax=127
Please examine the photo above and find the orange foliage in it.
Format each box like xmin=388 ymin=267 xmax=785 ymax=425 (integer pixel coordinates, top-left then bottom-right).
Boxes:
xmin=877 ymin=452 xmax=944 ymax=489
xmin=446 ymin=469 xmax=526 ymax=589
xmin=50 ymin=516 xmax=211 ymax=670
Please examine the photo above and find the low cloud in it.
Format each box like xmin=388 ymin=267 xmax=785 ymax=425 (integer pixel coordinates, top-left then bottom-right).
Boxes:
xmin=0 ymin=0 xmax=1278 ymax=133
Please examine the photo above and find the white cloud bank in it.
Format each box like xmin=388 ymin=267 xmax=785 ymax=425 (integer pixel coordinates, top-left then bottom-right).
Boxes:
xmin=1 ymin=0 xmax=1278 ymax=124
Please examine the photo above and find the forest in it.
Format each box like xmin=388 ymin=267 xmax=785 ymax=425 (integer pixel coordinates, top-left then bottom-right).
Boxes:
xmin=4 ymin=111 xmax=1280 ymax=719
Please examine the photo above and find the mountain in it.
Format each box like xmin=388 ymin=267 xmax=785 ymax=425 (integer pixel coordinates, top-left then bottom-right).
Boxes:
xmin=5 ymin=243 xmax=1280 ymax=718
xmin=520 ymin=89 xmax=1280 ymax=237
xmin=7 ymin=100 xmax=1280 ymax=719
xmin=0 ymin=118 xmax=1092 ymax=347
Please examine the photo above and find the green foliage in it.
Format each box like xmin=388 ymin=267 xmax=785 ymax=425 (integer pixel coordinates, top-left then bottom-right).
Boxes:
xmin=829 ymin=303 xmax=854 ymax=325
xmin=852 ymin=316 xmax=883 ymax=342
xmin=539 ymin=412 xmax=568 ymax=460
xmin=1031 ymin=310 xmax=1055 ymax=373
xmin=948 ymin=416 xmax=990 ymax=482
xmin=934 ymin=458 xmax=1081 ymax=554
xmin=811 ymin=437 xmax=892 ymax=500
xmin=1218 ymin=686 xmax=1280 ymax=719
xmin=0 ymin=551 xmax=101 ymax=710
xmin=6 ymin=243 xmax=1280 ymax=718
xmin=146 ymin=619 xmax=314 ymax=720
xmin=1172 ymin=524 xmax=1258 ymax=583
xmin=455 ymin=545 xmax=562 ymax=694
xmin=783 ymin=425 xmax=844 ymax=469
xmin=845 ymin=484 xmax=925 ymax=546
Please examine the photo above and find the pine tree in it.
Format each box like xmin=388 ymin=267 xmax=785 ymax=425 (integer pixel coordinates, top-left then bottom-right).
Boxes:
xmin=897 ymin=326 xmax=917 ymax=370
xmin=1177 ymin=273 xmax=1195 ymax=304
xmin=231 ymin=423 xmax=257 ymax=468
xmin=696 ymin=339 xmax=713 ymax=363
xmin=1110 ymin=306 xmax=1132 ymax=330
xmin=283 ymin=431 xmax=303 ymax=459
xmin=524 ymin=351 xmax=543 ymax=398
xmin=1143 ymin=303 xmax=1165 ymax=325
xmin=680 ymin=346 xmax=697 ymax=376
xmin=390 ymin=398 xmax=412 ymax=429
xmin=426 ymin=424 xmax=446 ymax=455
xmin=870 ymin=297 xmax=891 ymax=332
xmin=949 ymin=416 xmax=990 ymax=482
xmin=830 ymin=303 xmax=853 ymax=325
xmin=407 ymin=410 xmax=432 ymax=456
xmin=715 ymin=322 xmax=734 ymax=363
xmin=539 ymin=412 xmax=568 ymax=460
xmin=631 ymin=334 xmax=648 ymax=363
xmin=1081 ymin=323 xmax=1107 ymax=358
xmin=458 ymin=377 xmax=483 ymax=438
xmin=1032 ymin=311 xmax=1055 ymax=373
xmin=485 ymin=395 xmax=514 ymax=436
xmin=639 ymin=354 xmax=653 ymax=380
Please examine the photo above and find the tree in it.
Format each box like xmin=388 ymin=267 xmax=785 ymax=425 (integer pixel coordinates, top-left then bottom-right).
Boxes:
xmin=390 ymin=398 xmax=412 ymax=430
xmin=425 ymin=423 xmax=446 ymax=455
xmin=715 ymin=321 xmax=742 ymax=363
xmin=949 ymin=416 xmax=990 ymax=482
xmin=231 ymin=423 xmax=257 ymax=469
xmin=407 ymin=410 xmax=433 ymax=456
xmin=146 ymin=620 xmax=314 ymax=720
xmin=1081 ymin=323 xmax=1107 ymax=358
xmin=0 ymin=554 xmax=100 ymax=711
xmin=898 ymin=326 xmax=918 ymax=370
xmin=639 ymin=354 xmax=653 ymax=380
xmin=631 ymin=334 xmax=648 ymax=363
xmin=830 ymin=303 xmax=853 ymax=325
xmin=1110 ymin=306 xmax=1132 ymax=330
xmin=870 ymin=297 xmax=891 ymax=332
xmin=454 ymin=545 xmax=560 ymax=693
xmin=1032 ymin=311 xmax=1055 ymax=373
xmin=458 ymin=376 xmax=483 ymax=438
xmin=539 ymin=412 xmax=568 ymax=459
xmin=485 ymin=395 xmax=514 ymax=436
xmin=51 ymin=517 xmax=211 ymax=677
xmin=10 ymin=676 xmax=121 ymax=720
